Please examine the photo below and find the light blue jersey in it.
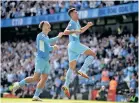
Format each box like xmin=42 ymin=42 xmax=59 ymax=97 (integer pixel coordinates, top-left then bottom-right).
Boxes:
xmin=66 ymin=19 xmax=89 ymax=62
xmin=67 ymin=19 xmax=81 ymax=42
xmin=64 ymin=19 xmax=94 ymax=88
xmin=35 ymin=32 xmax=59 ymax=74
xmin=36 ymin=32 xmax=53 ymax=60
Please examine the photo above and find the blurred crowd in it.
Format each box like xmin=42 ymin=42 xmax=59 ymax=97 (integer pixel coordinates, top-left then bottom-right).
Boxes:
xmin=1 ymin=25 xmax=138 ymax=100
xmin=1 ymin=0 xmax=137 ymax=19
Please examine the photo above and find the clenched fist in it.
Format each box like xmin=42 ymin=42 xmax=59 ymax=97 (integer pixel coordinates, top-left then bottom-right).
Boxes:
xmin=58 ymin=32 xmax=64 ymax=38
xmin=87 ymin=22 xmax=93 ymax=27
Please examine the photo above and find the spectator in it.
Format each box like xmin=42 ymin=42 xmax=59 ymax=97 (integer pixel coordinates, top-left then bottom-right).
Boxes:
xmin=49 ymin=7 xmax=55 ymax=14
xmin=129 ymin=34 xmax=135 ymax=44
xmin=127 ymin=63 xmax=134 ymax=78
xmin=54 ymin=2 xmax=60 ymax=13
xmin=96 ymin=86 xmax=107 ymax=101
xmin=95 ymin=1 xmax=101 ymax=8
xmin=54 ymin=76 xmax=62 ymax=99
xmin=130 ymin=75 xmax=137 ymax=90
xmin=128 ymin=89 xmax=138 ymax=102
xmin=1 ymin=1 xmax=131 ymax=19
xmin=105 ymin=1 xmax=114 ymax=7
xmin=109 ymin=77 xmax=117 ymax=91
xmin=6 ymin=71 xmax=14 ymax=85
xmin=70 ymin=74 xmax=79 ymax=100
xmin=81 ymin=1 xmax=89 ymax=9
xmin=89 ymin=1 xmax=96 ymax=8
xmin=101 ymin=68 xmax=110 ymax=87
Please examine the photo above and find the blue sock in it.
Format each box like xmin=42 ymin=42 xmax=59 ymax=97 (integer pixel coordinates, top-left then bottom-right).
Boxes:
xmin=19 ymin=79 xmax=26 ymax=86
xmin=64 ymin=68 xmax=72 ymax=87
xmin=79 ymin=56 xmax=94 ymax=73
xmin=34 ymin=88 xmax=43 ymax=97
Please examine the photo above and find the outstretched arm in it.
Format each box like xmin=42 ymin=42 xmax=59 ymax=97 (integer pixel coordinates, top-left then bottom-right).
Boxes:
xmin=42 ymin=36 xmax=59 ymax=52
xmin=49 ymin=32 xmax=64 ymax=44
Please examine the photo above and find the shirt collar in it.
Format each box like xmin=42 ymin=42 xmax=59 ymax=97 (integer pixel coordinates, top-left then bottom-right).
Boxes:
xmin=42 ymin=32 xmax=48 ymax=37
xmin=71 ymin=19 xmax=78 ymax=23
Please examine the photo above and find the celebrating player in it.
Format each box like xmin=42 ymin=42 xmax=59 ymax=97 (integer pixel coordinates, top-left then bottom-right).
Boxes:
xmin=62 ymin=8 xmax=96 ymax=98
xmin=12 ymin=21 xmax=64 ymax=101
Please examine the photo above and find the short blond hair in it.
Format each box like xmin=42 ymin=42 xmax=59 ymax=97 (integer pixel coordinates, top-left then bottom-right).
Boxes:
xmin=39 ymin=21 xmax=49 ymax=30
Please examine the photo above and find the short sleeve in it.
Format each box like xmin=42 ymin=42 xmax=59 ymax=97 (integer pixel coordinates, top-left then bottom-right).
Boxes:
xmin=66 ymin=22 xmax=75 ymax=30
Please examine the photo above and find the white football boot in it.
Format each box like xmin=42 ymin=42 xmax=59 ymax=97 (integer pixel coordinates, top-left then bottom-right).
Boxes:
xmin=32 ymin=96 xmax=42 ymax=101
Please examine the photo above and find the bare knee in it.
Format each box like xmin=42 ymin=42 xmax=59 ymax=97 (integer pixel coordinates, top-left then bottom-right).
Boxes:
xmin=41 ymin=76 xmax=47 ymax=81
xmin=33 ymin=76 xmax=40 ymax=82
xmin=39 ymin=76 xmax=47 ymax=86
xmin=40 ymin=74 xmax=48 ymax=83
xmin=84 ymin=49 xmax=96 ymax=57
xmin=69 ymin=61 xmax=76 ymax=70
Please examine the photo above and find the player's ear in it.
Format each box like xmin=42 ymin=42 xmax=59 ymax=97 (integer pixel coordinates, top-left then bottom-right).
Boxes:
xmin=70 ymin=12 xmax=73 ymax=17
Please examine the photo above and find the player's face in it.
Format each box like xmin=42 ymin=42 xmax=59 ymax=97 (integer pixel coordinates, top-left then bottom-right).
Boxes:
xmin=47 ymin=24 xmax=51 ymax=32
xmin=72 ymin=10 xmax=79 ymax=20
xmin=102 ymin=86 xmax=105 ymax=90
xmin=44 ymin=22 xmax=51 ymax=32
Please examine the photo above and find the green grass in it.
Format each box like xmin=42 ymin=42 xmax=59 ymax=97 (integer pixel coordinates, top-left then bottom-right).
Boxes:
xmin=1 ymin=98 xmax=126 ymax=103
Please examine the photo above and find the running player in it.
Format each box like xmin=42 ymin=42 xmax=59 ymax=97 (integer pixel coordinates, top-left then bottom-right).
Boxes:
xmin=62 ymin=8 xmax=96 ymax=98
xmin=12 ymin=21 xmax=64 ymax=101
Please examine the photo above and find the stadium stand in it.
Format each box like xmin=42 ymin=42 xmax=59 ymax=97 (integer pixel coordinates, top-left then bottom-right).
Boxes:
xmin=1 ymin=1 xmax=135 ymax=19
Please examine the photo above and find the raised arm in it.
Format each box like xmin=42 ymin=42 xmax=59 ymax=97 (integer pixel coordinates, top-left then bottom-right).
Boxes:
xmin=64 ymin=22 xmax=93 ymax=35
xmin=80 ymin=22 xmax=93 ymax=34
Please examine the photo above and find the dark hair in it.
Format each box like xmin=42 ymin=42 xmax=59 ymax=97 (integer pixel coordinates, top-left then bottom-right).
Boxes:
xmin=68 ymin=8 xmax=76 ymax=17
xmin=112 ymin=77 xmax=115 ymax=80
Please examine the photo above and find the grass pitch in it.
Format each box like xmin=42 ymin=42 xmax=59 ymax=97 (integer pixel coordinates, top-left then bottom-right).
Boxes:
xmin=1 ymin=98 xmax=126 ymax=103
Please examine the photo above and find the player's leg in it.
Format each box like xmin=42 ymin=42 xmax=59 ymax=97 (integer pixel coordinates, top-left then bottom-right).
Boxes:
xmin=13 ymin=72 xmax=40 ymax=92
xmin=13 ymin=56 xmax=44 ymax=92
xmin=19 ymin=72 xmax=40 ymax=86
xmin=83 ymin=49 xmax=96 ymax=57
xmin=77 ymin=44 xmax=96 ymax=78
xmin=78 ymin=49 xmax=96 ymax=75
xmin=64 ymin=49 xmax=79 ymax=87
xmin=62 ymin=48 xmax=79 ymax=98
xmin=62 ymin=60 xmax=77 ymax=98
xmin=64 ymin=60 xmax=77 ymax=87
xmin=33 ymin=61 xmax=50 ymax=101
xmin=33 ymin=73 xmax=48 ymax=101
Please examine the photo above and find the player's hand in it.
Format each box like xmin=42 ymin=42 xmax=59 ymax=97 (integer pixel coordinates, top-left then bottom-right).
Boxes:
xmin=58 ymin=32 xmax=64 ymax=38
xmin=87 ymin=22 xmax=93 ymax=27
xmin=53 ymin=45 xmax=59 ymax=50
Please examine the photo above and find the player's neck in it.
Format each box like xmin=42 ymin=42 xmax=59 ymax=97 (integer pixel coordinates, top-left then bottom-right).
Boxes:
xmin=42 ymin=31 xmax=48 ymax=36
xmin=72 ymin=18 xmax=78 ymax=22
